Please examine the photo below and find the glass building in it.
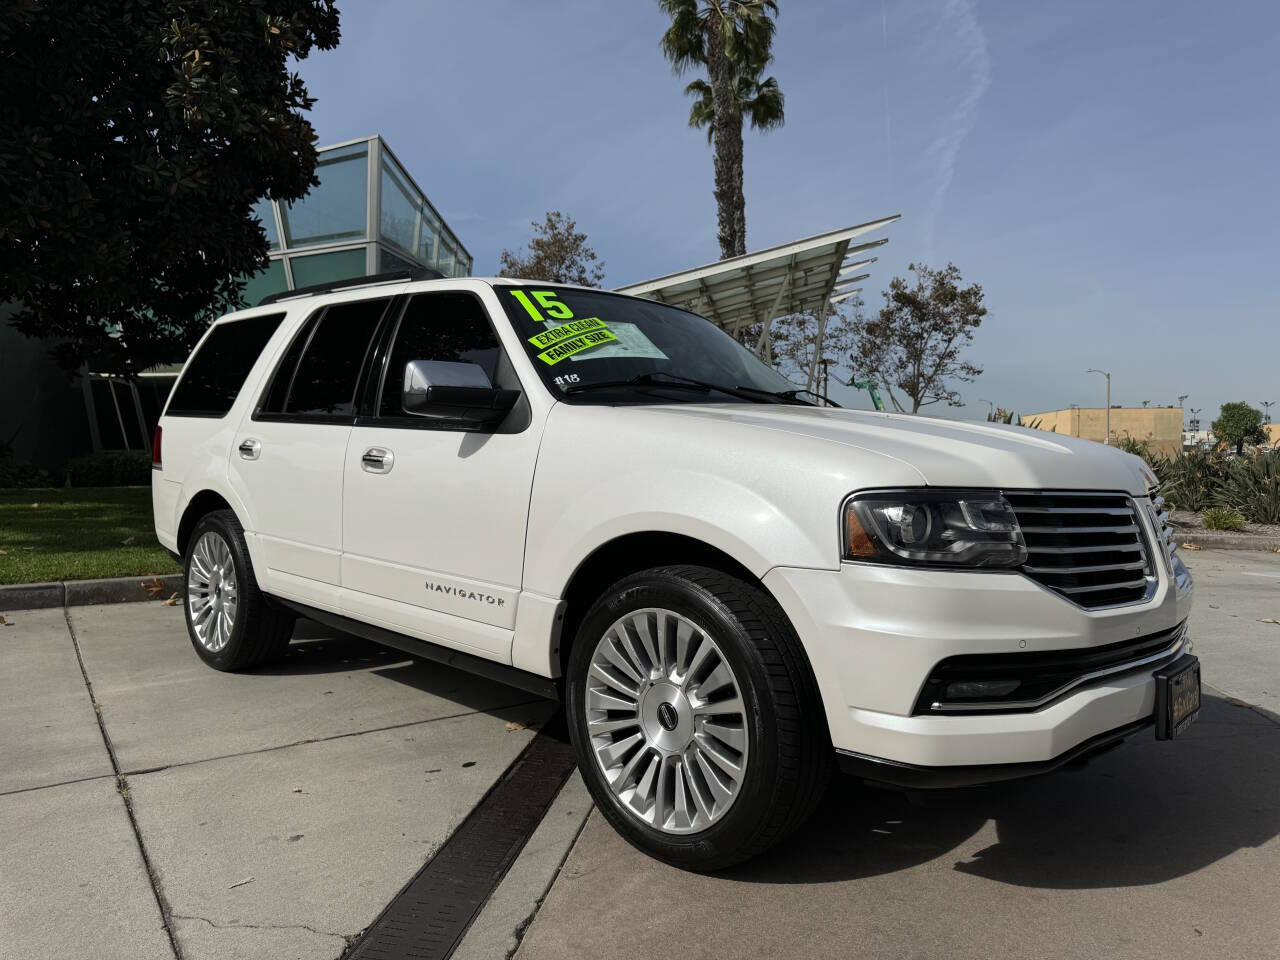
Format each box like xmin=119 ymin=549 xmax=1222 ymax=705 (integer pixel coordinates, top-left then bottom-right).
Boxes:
xmin=241 ymin=134 xmax=473 ymax=306
xmin=0 ymin=135 xmax=474 ymax=471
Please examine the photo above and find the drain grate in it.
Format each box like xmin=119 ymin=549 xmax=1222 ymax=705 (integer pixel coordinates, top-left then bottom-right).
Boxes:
xmin=344 ymin=714 xmax=577 ymax=960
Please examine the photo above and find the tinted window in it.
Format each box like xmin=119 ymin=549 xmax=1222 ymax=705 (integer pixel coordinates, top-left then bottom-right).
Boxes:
xmin=279 ymin=299 xmax=388 ymax=418
xmin=167 ymin=313 xmax=285 ymax=417
xmin=379 ymin=292 xmax=501 ymax=417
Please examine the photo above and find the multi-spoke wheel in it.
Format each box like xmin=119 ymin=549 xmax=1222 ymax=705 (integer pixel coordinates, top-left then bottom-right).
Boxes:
xmin=586 ymin=608 xmax=748 ymax=833
xmin=182 ymin=510 xmax=293 ymax=671
xmin=567 ymin=565 xmax=831 ymax=871
xmin=187 ymin=531 xmax=239 ymax=653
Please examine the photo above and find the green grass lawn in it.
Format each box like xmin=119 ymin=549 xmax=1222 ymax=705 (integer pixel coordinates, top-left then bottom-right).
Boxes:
xmin=0 ymin=486 xmax=180 ymax=585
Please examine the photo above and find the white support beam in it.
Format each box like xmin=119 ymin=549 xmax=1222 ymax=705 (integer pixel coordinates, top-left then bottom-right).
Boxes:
xmin=829 ymin=287 xmax=862 ymax=304
xmin=755 ymin=256 xmax=794 ymax=358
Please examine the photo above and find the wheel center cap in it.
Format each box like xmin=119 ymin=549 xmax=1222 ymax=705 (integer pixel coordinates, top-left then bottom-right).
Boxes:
xmin=639 ymin=681 xmax=692 ymax=751
xmin=656 ymin=701 xmax=679 ymax=731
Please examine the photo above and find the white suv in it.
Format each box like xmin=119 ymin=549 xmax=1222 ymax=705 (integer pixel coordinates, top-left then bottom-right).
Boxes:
xmin=153 ymin=272 xmax=1199 ymax=869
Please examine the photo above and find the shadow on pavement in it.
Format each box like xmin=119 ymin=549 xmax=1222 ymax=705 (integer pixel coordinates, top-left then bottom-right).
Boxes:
xmin=730 ymin=693 xmax=1280 ymax=889
xmin=245 ymin=619 xmax=551 ymax=720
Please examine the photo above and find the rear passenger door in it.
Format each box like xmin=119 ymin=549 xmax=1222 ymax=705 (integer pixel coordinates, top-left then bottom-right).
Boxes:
xmin=340 ymin=290 xmax=540 ymax=660
xmin=228 ymin=296 xmax=391 ymax=608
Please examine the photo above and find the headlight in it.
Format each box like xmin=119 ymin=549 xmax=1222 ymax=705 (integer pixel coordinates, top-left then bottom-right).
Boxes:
xmin=843 ymin=490 xmax=1028 ymax=567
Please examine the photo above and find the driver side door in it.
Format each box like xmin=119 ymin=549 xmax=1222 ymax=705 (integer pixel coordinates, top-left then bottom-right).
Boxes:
xmin=340 ymin=290 xmax=540 ymax=661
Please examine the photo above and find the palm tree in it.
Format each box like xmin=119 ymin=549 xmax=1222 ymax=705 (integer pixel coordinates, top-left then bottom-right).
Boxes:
xmin=659 ymin=0 xmax=783 ymax=259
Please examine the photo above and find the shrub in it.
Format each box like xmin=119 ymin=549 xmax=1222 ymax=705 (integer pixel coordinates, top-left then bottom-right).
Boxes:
xmin=1215 ymin=452 xmax=1280 ymax=524
xmin=1153 ymin=447 xmax=1227 ymax=512
xmin=1113 ymin=433 xmax=1157 ymax=461
xmin=66 ymin=451 xmax=152 ymax=487
xmin=1202 ymin=506 xmax=1246 ymax=531
xmin=0 ymin=438 xmax=51 ymax=488
xmin=0 ymin=456 xmax=50 ymax=488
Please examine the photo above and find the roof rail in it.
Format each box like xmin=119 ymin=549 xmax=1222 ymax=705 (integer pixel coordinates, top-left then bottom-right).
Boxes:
xmin=257 ymin=267 xmax=445 ymax=306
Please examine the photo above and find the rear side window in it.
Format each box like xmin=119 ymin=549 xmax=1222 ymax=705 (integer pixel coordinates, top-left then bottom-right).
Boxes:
xmin=259 ymin=298 xmax=389 ymax=420
xmin=378 ymin=292 xmax=501 ymax=416
xmin=166 ymin=313 xmax=285 ymax=417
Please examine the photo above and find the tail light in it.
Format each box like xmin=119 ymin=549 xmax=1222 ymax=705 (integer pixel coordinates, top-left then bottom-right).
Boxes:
xmin=151 ymin=425 xmax=162 ymax=469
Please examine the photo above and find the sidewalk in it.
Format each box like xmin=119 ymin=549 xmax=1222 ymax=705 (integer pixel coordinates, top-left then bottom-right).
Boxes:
xmin=0 ymin=602 xmax=554 ymax=960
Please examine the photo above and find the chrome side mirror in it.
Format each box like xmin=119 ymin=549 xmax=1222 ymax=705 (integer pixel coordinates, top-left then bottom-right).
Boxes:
xmin=401 ymin=360 xmax=519 ymax=427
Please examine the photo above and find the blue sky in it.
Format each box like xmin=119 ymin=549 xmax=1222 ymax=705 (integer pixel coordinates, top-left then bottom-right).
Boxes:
xmin=298 ymin=0 xmax=1278 ymax=419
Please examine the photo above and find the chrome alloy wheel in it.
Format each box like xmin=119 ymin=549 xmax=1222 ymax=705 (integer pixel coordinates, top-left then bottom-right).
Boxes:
xmin=585 ymin=608 xmax=749 ymax=834
xmin=187 ymin=531 xmax=239 ymax=653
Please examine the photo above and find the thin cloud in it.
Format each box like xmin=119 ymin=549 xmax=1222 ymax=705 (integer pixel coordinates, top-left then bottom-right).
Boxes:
xmin=922 ymin=0 xmax=992 ymax=256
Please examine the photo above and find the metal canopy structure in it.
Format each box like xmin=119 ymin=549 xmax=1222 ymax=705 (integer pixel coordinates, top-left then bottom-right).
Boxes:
xmin=613 ymin=216 xmax=900 ymax=386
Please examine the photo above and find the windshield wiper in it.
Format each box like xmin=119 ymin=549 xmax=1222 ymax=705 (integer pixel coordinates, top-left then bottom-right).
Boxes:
xmin=730 ymin=385 xmax=835 ymax=407
xmin=563 ymin=372 xmax=770 ymax=403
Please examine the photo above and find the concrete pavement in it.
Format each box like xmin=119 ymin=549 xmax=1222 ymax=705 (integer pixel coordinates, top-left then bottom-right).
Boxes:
xmin=0 ymin=602 xmax=555 ymax=960
xmin=1178 ymin=547 xmax=1280 ymax=713
xmin=3 ymin=548 xmax=1277 ymax=960
xmin=515 ymin=550 xmax=1280 ymax=960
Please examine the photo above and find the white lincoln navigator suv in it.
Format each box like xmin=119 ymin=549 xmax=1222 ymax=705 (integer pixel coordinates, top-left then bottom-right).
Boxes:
xmin=153 ymin=271 xmax=1198 ymax=869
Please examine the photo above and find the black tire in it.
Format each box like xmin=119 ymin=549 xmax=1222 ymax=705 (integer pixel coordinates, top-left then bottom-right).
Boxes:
xmin=183 ymin=509 xmax=294 ymax=671
xmin=565 ymin=564 xmax=831 ymax=871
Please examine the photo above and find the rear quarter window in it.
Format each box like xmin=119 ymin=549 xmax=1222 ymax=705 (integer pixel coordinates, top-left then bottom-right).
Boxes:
xmin=165 ymin=313 xmax=285 ymax=417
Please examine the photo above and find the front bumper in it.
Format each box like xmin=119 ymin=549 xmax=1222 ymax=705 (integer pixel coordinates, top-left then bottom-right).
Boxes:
xmin=762 ymin=549 xmax=1193 ymax=775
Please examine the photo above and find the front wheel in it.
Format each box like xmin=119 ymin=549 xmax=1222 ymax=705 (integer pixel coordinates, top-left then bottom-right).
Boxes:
xmin=565 ymin=565 xmax=830 ymax=870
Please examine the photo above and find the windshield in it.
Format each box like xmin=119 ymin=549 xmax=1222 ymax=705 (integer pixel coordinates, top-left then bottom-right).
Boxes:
xmin=492 ymin=284 xmax=802 ymax=403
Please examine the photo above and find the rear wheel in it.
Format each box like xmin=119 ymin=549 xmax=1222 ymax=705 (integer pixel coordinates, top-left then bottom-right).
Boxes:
xmin=566 ymin=565 xmax=830 ymax=870
xmin=183 ymin=510 xmax=293 ymax=671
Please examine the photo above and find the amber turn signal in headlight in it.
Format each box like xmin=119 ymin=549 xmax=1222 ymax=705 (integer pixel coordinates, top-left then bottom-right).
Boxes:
xmin=844 ymin=508 xmax=878 ymax=558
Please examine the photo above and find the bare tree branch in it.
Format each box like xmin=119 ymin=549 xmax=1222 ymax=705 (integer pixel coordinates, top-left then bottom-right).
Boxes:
xmin=847 ymin=262 xmax=987 ymax=414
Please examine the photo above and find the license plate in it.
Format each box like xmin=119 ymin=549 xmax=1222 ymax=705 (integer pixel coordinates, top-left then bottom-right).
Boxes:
xmin=1155 ymin=655 xmax=1200 ymax=740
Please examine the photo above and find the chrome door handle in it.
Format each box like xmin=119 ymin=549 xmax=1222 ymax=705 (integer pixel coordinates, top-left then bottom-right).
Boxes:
xmin=238 ymin=438 xmax=261 ymax=460
xmin=361 ymin=447 xmax=394 ymax=474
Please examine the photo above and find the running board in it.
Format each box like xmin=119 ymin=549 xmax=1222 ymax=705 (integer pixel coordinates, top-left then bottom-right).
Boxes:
xmin=274 ymin=598 xmax=560 ymax=701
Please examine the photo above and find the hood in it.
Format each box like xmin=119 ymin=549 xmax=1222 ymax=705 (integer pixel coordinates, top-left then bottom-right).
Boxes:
xmin=634 ymin=404 xmax=1152 ymax=496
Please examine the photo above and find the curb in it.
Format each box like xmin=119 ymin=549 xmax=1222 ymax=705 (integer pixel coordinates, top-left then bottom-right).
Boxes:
xmin=1175 ymin=532 xmax=1280 ymax=554
xmin=0 ymin=574 xmax=183 ymax=612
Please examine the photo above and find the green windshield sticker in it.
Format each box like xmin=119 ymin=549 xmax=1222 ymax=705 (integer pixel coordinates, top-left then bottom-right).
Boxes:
xmin=527 ymin=317 xmax=609 ymax=350
xmin=536 ymin=328 xmax=618 ymax=365
xmin=510 ymin=289 xmax=574 ymax=323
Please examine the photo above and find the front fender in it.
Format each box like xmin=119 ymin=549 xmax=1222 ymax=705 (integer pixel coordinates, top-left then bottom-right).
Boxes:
xmin=524 ymin=466 xmax=828 ymax=599
xmin=523 ymin=402 xmax=925 ymax=598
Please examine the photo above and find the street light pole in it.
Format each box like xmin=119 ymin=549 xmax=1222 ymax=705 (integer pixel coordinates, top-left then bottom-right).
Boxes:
xmin=1086 ymin=368 xmax=1111 ymax=444
xmin=818 ymin=359 xmax=834 ymax=406
xmin=1262 ymin=401 xmax=1275 ymax=425
xmin=978 ymin=398 xmax=994 ymax=419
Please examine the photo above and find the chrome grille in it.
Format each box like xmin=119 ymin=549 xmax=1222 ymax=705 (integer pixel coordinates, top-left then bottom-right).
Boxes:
xmin=1006 ymin=492 xmax=1155 ymax=608
xmin=1149 ymin=494 xmax=1178 ymax=571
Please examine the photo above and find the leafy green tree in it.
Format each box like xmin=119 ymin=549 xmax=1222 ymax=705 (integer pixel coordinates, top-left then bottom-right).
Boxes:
xmin=849 ymin=263 xmax=987 ymax=414
xmin=1212 ymin=401 xmax=1268 ymax=455
xmin=0 ymin=1 xmax=341 ymax=376
xmin=499 ymin=211 xmax=605 ymax=287
xmin=658 ymin=0 xmax=783 ymax=259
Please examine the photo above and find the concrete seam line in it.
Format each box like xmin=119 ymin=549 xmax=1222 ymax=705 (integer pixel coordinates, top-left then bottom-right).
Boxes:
xmin=63 ymin=607 xmax=186 ymax=960
xmin=0 ymin=771 xmax=118 ymax=799
xmin=504 ymin=794 xmax=594 ymax=960
xmin=115 ymin=697 xmax=548 ymax=779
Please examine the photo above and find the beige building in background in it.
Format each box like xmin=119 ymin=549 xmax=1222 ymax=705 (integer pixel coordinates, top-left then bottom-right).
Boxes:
xmin=1025 ymin=406 xmax=1184 ymax=457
